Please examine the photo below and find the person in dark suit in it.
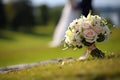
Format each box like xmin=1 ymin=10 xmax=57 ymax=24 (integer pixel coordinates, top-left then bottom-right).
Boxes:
xmin=78 ymin=0 xmax=93 ymax=17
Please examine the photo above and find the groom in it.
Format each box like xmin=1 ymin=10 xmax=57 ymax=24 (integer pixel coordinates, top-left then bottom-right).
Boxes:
xmin=78 ymin=0 xmax=93 ymax=17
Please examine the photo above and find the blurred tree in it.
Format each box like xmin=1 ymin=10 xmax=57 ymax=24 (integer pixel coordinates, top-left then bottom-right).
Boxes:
xmin=49 ymin=6 xmax=63 ymax=26
xmin=35 ymin=4 xmax=49 ymax=26
xmin=4 ymin=1 xmax=15 ymax=28
xmin=40 ymin=5 xmax=49 ymax=25
xmin=11 ymin=0 xmax=35 ymax=32
xmin=0 ymin=0 xmax=7 ymax=29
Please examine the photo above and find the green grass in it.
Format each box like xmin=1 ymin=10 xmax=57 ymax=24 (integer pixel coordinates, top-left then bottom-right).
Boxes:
xmin=0 ymin=56 xmax=120 ymax=80
xmin=0 ymin=27 xmax=120 ymax=80
xmin=0 ymin=25 xmax=85 ymax=67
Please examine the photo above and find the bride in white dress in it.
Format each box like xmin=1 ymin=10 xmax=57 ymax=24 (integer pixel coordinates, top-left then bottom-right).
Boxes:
xmin=50 ymin=0 xmax=81 ymax=47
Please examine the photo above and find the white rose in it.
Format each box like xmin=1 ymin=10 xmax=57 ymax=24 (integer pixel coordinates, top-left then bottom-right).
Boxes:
xmin=65 ymin=30 xmax=75 ymax=44
xmin=102 ymin=26 xmax=110 ymax=36
xmin=91 ymin=15 xmax=101 ymax=26
xmin=102 ymin=26 xmax=110 ymax=41
xmin=65 ymin=36 xmax=73 ymax=44
xmin=69 ymin=19 xmax=79 ymax=27
xmin=75 ymin=33 xmax=82 ymax=43
xmin=65 ymin=30 xmax=73 ymax=37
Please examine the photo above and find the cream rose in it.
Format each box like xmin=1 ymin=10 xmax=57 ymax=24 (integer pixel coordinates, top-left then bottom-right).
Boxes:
xmin=82 ymin=21 xmax=91 ymax=29
xmin=64 ymin=14 xmax=111 ymax=49
xmin=102 ymin=26 xmax=110 ymax=41
xmin=83 ymin=29 xmax=97 ymax=43
xmin=93 ymin=26 xmax=103 ymax=34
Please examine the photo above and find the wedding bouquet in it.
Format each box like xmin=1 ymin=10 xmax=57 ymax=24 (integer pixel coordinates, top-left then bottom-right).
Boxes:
xmin=64 ymin=12 xmax=111 ymax=59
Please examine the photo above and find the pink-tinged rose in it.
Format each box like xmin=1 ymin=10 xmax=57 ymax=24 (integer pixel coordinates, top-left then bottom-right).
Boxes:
xmin=82 ymin=21 xmax=91 ymax=29
xmin=83 ymin=29 xmax=97 ymax=40
xmin=93 ymin=26 xmax=102 ymax=34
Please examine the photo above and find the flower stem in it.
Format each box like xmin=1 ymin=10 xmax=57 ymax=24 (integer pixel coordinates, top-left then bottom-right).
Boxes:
xmin=87 ymin=44 xmax=105 ymax=58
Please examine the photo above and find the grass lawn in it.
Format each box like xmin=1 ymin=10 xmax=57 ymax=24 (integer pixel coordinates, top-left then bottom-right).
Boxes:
xmin=0 ymin=26 xmax=120 ymax=80
xmin=0 ymin=25 xmax=85 ymax=67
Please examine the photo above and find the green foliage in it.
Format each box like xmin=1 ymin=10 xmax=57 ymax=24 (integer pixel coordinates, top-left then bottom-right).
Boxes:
xmin=35 ymin=5 xmax=63 ymax=26
xmin=49 ymin=6 xmax=63 ymax=25
xmin=35 ymin=5 xmax=49 ymax=25
xmin=0 ymin=0 xmax=7 ymax=29
xmin=97 ymin=33 xmax=105 ymax=42
xmin=11 ymin=0 xmax=35 ymax=31
xmin=81 ymin=38 xmax=94 ymax=46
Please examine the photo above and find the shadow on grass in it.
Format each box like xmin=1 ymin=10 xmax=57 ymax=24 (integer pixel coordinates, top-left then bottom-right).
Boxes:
xmin=0 ymin=30 xmax=16 ymax=41
xmin=75 ymin=72 xmax=120 ymax=80
xmin=106 ymin=53 xmax=120 ymax=59
xmin=0 ymin=35 xmax=15 ymax=41
xmin=84 ymin=53 xmax=120 ymax=62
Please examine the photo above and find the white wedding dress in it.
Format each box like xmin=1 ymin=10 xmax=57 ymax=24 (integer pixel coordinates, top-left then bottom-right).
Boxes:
xmin=50 ymin=0 xmax=81 ymax=47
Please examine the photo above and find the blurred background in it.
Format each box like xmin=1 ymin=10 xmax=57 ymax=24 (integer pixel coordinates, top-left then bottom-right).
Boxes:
xmin=0 ymin=0 xmax=120 ymax=67
xmin=1 ymin=0 xmax=120 ymax=31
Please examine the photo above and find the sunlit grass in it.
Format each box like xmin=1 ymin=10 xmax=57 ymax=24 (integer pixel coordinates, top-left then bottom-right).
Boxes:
xmin=0 ymin=25 xmax=84 ymax=67
xmin=0 ymin=27 xmax=120 ymax=67
xmin=0 ymin=56 xmax=120 ymax=80
xmin=0 ymin=27 xmax=120 ymax=80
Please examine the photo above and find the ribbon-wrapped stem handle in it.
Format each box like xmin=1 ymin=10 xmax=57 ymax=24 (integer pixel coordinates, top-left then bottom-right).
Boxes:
xmin=87 ymin=44 xmax=105 ymax=58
